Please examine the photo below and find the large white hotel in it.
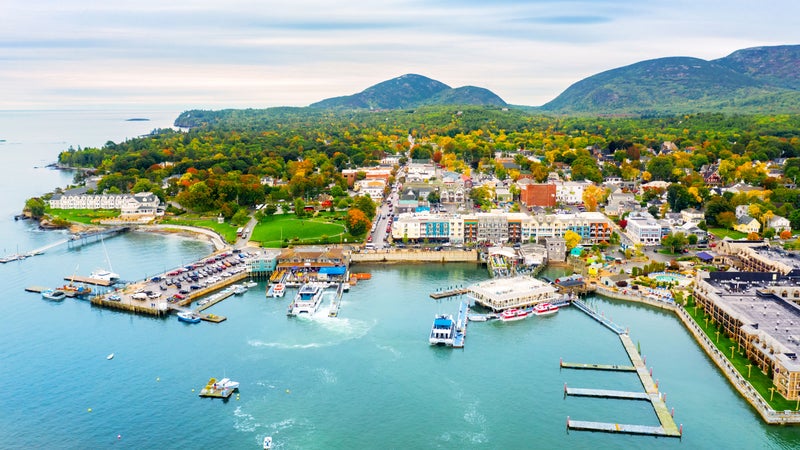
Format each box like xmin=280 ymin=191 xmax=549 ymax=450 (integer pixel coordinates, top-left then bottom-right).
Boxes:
xmin=390 ymin=210 xmax=613 ymax=245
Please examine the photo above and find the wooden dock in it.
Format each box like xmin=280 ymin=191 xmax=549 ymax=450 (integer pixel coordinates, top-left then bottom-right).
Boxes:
xmin=168 ymin=305 xmax=227 ymax=323
xmin=25 ymin=286 xmax=51 ymax=293
xmin=195 ymin=288 xmax=235 ymax=312
xmin=565 ymin=386 xmax=650 ymax=401
xmin=430 ymin=288 xmax=468 ymax=299
xmin=560 ymin=361 xmax=636 ymax=372
xmin=64 ymin=275 xmax=114 ymax=287
xmin=328 ymin=283 xmax=344 ymax=317
xmin=567 ymin=418 xmax=678 ymax=437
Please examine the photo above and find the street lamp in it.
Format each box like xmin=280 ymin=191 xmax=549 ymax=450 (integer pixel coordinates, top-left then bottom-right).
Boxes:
xmin=746 ymin=364 xmax=752 ymax=378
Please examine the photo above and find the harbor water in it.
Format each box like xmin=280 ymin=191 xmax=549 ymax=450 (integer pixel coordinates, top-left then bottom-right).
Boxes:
xmin=2 ymin=110 xmax=800 ymax=448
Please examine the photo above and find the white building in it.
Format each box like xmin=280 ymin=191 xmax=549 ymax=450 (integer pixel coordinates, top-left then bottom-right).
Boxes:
xmin=768 ymin=215 xmax=792 ymax=233
xmin=354 ymin=179 xmax=386 ymax=201
xmin=554 ymin=181 xmax=591 ymax=205
xmin=468 ymin=276 xmax=557 ymax=312
xmin=120 ymin=192 xmax=162 ymax=216
xmin=626 ymin=212 xmax=663 ymax=246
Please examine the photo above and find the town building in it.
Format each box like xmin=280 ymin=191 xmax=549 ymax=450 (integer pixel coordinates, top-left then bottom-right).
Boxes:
xmin=681 ymin=208 xmax=705 ymax=224
xmin=715 ymin=240 xmax=800 ymax=275
xmin=467 ymin=276 xmax=557 ymax=312
xmin=49 ymin=191 xmax=163 ymax=217
xmin=354 ymin=179 xmax=386 ymax=200
xmin=626 ymin=211 xmax=665 ymax=246
xmin=519 ymin=183 xmax=556 ymax=208
xmin=693 ymin=270 xmax=800 ymax=400
xmin=735 ymin=216 xmax=761 ymax=234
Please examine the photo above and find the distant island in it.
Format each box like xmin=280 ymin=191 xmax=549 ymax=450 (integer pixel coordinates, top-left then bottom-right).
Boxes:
xmin=125 ymin=118 xmax=150 ymax=122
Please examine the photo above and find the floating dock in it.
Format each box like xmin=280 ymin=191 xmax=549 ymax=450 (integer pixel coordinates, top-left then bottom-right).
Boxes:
xmin=25 ymin=286 xmax=51 ymax=294
xmin=195 ymin=288 xmax=235 ymax=312
xmin=328 ymin=283 xmax=344 ymax=317
xmin=565 ymin=386 xmax=649 ymax=401
xmin=567 ymin=418 xmax=679 ymax=437
xmin=198 ymin=378 xmax=235 ymax=398
xmin=452 ymin=301 xmax=468 ymax=348
xmin=168 ymin=305 xmax=227 ymax=323
xmin=560 ymin=361 xmax=636 ymax=372
xmin=63 ymin=275 xmax=115 ymax=287
xmin=430 ymin=288 xmax=468 ymax=299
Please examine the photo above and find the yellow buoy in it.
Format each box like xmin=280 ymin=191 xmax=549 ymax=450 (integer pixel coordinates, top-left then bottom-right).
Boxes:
xmin=87 ymin=408 xmax=92 ymax=412
xmin=285 ymin=389 xmax=291 ymax=394
xmin=156 ymin=377 xmax=160 ymax=382
xmin=192 ymin=389 xmax=195 ymax=392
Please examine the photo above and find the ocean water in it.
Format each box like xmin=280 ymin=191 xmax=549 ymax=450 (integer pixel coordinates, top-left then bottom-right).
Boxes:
xmin=1 ymin=110 xmax=800 ymax=449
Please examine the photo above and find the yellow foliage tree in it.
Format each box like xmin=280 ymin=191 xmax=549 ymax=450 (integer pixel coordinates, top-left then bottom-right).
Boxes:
xmin=582 ymin=185 xmax=607 ymax=212
xmin=564 ymin=230 xmax=582 ymax=251
xmin=747 ymin=232 xmax=761 ymax=240
xmin=642 ymin=171 xmax=652 ymax=182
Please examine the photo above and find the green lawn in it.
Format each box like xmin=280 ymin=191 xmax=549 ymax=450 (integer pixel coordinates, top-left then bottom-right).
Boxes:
xmin=252 ymin=213 xmax=361 ymax=248
xmin=685 ymin=299 xmax=797 ymax=411
xmin=709 ymin=228 xmax=748 ymax=240
xmin=47 ymin=208 xmax=119 ymax=224
xmin=161 ymin=216 xmax=239 ymax=243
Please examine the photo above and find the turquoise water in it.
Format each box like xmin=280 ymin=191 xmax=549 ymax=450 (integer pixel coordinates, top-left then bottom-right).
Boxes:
xmin=2 ymin=111 xmax=800 ymax=448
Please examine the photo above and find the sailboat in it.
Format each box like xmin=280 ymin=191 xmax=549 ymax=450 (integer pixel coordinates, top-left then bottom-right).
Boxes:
xmin=90 ymin=236 xmax=119 ymax=282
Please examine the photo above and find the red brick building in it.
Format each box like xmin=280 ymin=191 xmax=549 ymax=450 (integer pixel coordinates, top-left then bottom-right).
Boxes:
xmin=520 ymin=184 xmax=556 ymax=208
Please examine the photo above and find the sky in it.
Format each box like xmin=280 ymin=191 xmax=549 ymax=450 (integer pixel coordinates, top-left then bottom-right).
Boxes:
xmin=1 ymin=0 xmax=799 ymax=110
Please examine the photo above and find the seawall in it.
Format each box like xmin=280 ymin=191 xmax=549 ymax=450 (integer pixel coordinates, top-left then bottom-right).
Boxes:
xmin=349 ymin=249 xmax=478 ymax=264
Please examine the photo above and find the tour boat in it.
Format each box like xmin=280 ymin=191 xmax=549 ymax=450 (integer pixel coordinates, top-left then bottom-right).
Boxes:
xmin=177 ymin=311 xmax=201 ymax=323
xmin=533 ymin=302 xmax=559 ymax=316
xmin=41 ymin=289 xmax=67 ymax=301
xmin=271 ymin=283 xmax=286 ymax=298
xmin=263 ymin=436 xmax=273 ymax=450
xmin=429 ymin=314 xmax=455 ymax=345
xmin=287 ymin=283 xmax=323 ymax=316
xmin=499 ymin=308 xmax=529 ymax=322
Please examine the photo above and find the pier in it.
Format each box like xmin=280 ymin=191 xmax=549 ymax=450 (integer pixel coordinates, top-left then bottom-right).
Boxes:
xmin=63 ymin=275 xmax=115 ymax=287
xmin=452 ymin=301 xmax=468 ymax=348
xmin=565 ymin=385 xmax=649 ymax=401
xmin=571 ymin=298 xmax=626 ymax=335
xmin=168 ymin=305 xmax=227 ymax=323
xmin=567 ymin=418 xmax=679 ymax=438
xmin=430 ymin=287 xmax=468 ymax=299
xmin=328 ymin=283 xmax=344 ymax=317
xmin=563 ymin=316 xmax=682 ymax=438
xmin=560 ymin=361 xmax=636 ymax=372
xmin=3 ymin=226 xmax=130 ymax=263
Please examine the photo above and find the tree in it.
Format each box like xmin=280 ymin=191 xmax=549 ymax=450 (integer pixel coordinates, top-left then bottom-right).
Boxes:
xmin=25 ymin=197 xmax=46 ymax=219
xmin=294 ymin=198 xmax=306 ymax=218
xmin=427 ymin=190 xmax=440 ymax=205
xmin=717 ymin=211 xmax=737 ymax=229
xmin=747 ymin=232 xmax=761 ymax=240
xmin=582 ymin=185 xmax=607 ymax=212
xmin=564 ymin=230 xmax=581 ymax=250
xmin=353 ymin=195 xmax=376 ymax=218
xmin=763 ymin=228 xmax=776 ymax=239
xmin=780 ymin=230 xmax=793 ymax=240
xmin=662 ymin=232 xmax=688 ymax=254
xmin=345 ymin=208 xmax=370 ymax=235
xmin=264 ymin=203 xmax=277 ymax=216
xmin=330 ymin=185 xmax=345 ymax=197
xmin=647 ymin=156 xmax=675 ymax=181
xmin=667 ymin=184 xmax=695 ymax=212
xmin=687 ymin=234 xmax=698 ymax=245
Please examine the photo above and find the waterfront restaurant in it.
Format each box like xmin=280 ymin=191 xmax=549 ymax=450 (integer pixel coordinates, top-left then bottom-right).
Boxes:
xmin=693 ymin=270 xmax=800 ymax=400
xmin=468 ymin=276 xmax=557 ymax=312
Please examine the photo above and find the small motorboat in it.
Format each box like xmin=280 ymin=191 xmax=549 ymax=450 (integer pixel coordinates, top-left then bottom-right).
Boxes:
xmin=41 ymin=289 xmax=66 ymax=301
xmin=263 ymin=436 xmax=273 ymax=449
xmin=215 ymin=378 xmax=239 ymax=390
xmin=177 ymin=311 xmax=201 ymax=324
xmin=106 ymin=353 xmax=115 ymax=360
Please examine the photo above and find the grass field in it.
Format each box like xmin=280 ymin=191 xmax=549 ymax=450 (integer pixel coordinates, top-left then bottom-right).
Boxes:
xmin=251 ymin=213 xmax=361 ymax=248
xmin=161 ymin=216 xmax=239 ymax=243
xmin=709 ymin=228 xmax=748 ymax=240
xmin=47 ymin=208 xmax=120 ymax=224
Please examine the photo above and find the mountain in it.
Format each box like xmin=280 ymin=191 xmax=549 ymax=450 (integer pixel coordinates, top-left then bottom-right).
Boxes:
xmin=309 ymin=74 xmax=507 ymax=109
xmin=542 ymin=45 xmax=800 ymax=115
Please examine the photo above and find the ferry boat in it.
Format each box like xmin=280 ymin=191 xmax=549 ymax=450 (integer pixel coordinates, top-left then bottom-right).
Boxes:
xmin=499 ymin=308 xmax=530 ymax=322
xmin=271 ymin=283 xmax=286 ymax=298
xmin=429 ymin=314 xmax=455 ymax=345
xmin=287 ymin=283 xmax=324 ymax=316
xmin=533 ymin=302 xmax=559 ymax=316
xmin=177 ymin=311 xmax=201 ymax=323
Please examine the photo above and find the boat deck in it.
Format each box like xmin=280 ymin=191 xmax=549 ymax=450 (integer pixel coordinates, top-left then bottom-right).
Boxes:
xmin=64 ymin=275 xmax=115 ymax=287
xmin=560 ymin=361 xmax=636 ymax=372
xmin=430 ymin=288 xmax=468 ymax=299
xmin=567 ymin=418 xmax=678 ymax=437
xmin=565 ymin=386 xmax=649 ymax=401
xmin=198 ymin=378 xmax=235 ymax=398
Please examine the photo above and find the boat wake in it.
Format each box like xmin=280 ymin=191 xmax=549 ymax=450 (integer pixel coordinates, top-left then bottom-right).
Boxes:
xmin=315 ymin=367 xmax=337 ymax=385
xmin=232 ymin=406 xmax=259 ymax=433
xmin=248 ymin=340 xmax=326 ymax=350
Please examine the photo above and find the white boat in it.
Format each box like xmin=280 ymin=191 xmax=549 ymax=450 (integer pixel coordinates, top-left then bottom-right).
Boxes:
xmin=499 ymin=308 xmax=530 ymax=322
xmin=90 ymin=268 xmax=120 ymax=282
xmin=41 ymin=289 xmax=66 ymax=301
xmin=263 ymin=436 xmax=273 ymax=450
xmin=467 ymin=314 xmax=488 ymax=322
xmin=287 ymin=283 xmax=324 ymax=316
xmin=233 ymin=284 xmax=247 ymax=295
xmin=533 ymin=302 xmax=559 ymax=316
xmin=106 ymin=353 xmax=114 ymax=360
xmin=244 ymin=281 xmax=258 ymax=288
xmin=272 ymin=283 xmax=285 ymax=298
xmin=214 ymin=378 xmax=239 ymax=390
xmin=177 ymin=311 xmax=201 ymax=323
xmin=429 ymin=314 xmax=455 ymax=345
